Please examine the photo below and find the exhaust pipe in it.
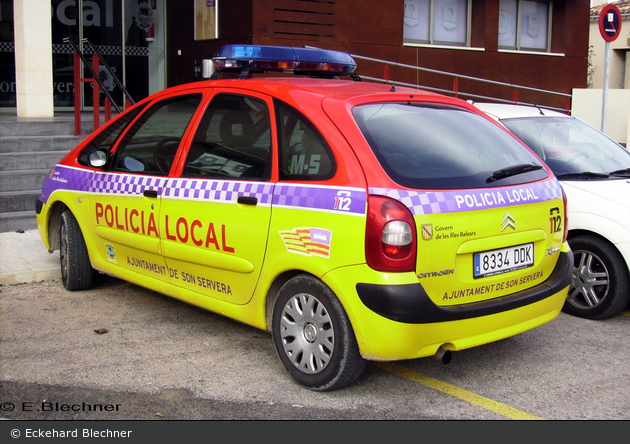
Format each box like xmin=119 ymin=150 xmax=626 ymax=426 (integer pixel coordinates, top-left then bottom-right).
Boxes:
xmin=434 ymin=347 xmax=452 ymax=364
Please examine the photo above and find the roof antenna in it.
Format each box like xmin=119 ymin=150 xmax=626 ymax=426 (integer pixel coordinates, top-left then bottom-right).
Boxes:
xmin=389 ymin=64 xmax=396 ymax=92
xmin=494 ymin=70 xmax=545 ymax=115
xmin=389 ymin=44 xmax=404 ymax=92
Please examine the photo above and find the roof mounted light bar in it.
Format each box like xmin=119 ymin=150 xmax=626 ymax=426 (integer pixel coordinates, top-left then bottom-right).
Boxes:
xmin=210 ymin=44 xmax=360 ymax=80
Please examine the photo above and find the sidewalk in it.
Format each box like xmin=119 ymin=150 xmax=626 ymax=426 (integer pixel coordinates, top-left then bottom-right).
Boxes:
xmin=0 ymin=229 xmax=61 ymax=286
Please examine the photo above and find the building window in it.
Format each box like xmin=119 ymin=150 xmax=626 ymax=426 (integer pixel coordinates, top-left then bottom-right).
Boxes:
xmin=403 ymin=0 xmax=470 ymax=46
xmin=498 ymin=0 xmax=551 ymax=51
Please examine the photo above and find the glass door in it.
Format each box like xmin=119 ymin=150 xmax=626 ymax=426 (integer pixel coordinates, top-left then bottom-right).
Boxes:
xmin=52 ymin=0 xmax=165 ymax=109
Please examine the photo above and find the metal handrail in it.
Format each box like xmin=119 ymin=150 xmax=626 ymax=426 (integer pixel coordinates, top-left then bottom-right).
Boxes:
xmin=63 ymin=37 xmax=123 ymax=113
xmin=349 ymin=53 xmax=572 ymax=113
xmin=81 ymin=38 xmax=135 ymax=106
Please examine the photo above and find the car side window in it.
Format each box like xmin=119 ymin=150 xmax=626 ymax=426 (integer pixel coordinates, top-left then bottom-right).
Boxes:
xmin=182 ymin=94 xmax=271 ymax=180
xmin=77 ymin=104 xmax=147 ymax=166
xmin=275 ymin=99 xmax=336 ymax=181
xmin=111 ymin=94 xmax=202 ymax=175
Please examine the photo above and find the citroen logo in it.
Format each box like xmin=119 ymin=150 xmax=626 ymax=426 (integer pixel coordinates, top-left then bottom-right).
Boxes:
xmin=501 ymin=213 xmax=516 ymax=231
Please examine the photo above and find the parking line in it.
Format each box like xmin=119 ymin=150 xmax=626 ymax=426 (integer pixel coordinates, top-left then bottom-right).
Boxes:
xmin=374 ymin=362 xmax=544 ymax=420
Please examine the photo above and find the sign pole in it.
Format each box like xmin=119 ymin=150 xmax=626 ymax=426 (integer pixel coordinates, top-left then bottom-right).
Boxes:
xmin=601 ymin=40 xmax=610 ymax=133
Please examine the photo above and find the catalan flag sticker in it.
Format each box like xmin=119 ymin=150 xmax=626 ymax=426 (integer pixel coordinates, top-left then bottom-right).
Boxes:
xmin=279 ymin=228 xmax=332 ymax=258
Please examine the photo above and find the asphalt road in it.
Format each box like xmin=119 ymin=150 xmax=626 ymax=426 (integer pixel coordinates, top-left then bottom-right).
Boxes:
xmin=1 ymin=275 xmax=629 ymax=421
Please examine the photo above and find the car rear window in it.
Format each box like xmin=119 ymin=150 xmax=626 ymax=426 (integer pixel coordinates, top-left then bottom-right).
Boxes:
xmin=353 ymin=103 xmax=548 ymax=189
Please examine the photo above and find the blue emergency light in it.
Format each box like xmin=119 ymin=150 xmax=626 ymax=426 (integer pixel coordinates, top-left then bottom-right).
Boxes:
xmin=210 ymin=44 xmax=358 ymax=79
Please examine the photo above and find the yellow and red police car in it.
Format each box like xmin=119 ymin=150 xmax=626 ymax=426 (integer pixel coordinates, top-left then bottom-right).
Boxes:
xmin=36 ymin=45 xmax=572 ymax=391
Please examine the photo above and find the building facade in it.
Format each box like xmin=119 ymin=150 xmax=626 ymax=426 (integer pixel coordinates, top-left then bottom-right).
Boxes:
xmin=1 ymin=0 xmax=590 ymax=114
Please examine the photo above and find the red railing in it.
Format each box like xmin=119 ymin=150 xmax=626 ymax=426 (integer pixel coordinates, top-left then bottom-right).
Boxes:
xmin=66 ymin=37 xmax=135 ymax=136
xmin=72 ymin=52 xmax=113 ymax=136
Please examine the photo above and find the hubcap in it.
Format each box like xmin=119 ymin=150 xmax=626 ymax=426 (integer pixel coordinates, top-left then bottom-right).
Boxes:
xmin=280 ymin=293 xmax=334 ymax=374
xmin=567 ymin=249 xmax=609 ymax=310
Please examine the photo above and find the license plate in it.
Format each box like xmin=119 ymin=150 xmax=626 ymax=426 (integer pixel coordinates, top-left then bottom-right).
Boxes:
xmin=474 ymin=243 xmax=534 ymax=278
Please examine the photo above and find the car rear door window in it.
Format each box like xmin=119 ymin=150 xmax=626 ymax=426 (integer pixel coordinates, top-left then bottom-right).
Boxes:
xmin=183 ymin=93 xmax=272 ymax=180
xmin=275 ymin=99 xmax=336 ymax=181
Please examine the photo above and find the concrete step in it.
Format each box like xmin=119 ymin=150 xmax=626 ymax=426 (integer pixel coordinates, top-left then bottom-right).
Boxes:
xmin=0 ymin=118 xmax=75 ymax=137
xmin=0 ymin=189 xmax=40 ymax=213
xmin=0 ymin=169 xmax=50 ymax=193
xmin=0 ymin=112 xmax=107 ymax=137
xmin=0 ymin=151 xmax=67 ymax=171
xmin=0 ymin=135 xmax=83 ymax=153
xmin=0 ymin=210 xmax=38 ymax=233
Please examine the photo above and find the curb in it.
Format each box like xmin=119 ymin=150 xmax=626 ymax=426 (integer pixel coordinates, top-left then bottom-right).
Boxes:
xmin=0 ymin=230 xmax=61 ymax=286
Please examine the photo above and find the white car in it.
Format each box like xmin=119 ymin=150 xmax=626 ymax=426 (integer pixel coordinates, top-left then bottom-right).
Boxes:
xmin=474 ymin=103 xmax=630 ymax=320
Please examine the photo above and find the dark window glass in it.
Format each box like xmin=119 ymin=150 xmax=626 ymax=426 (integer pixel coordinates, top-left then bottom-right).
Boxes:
xmin=111 ymin=94 xmax=202 ymax=175
xmin=183 ymin=94 xmax=271 ymax=180
xmin=275 ymin=100 xmax=336 ymax=181
xmin=78 ymin=104 xmax=147 ymax=166
xmin=353 ymin=102 xmax=548 ymax=189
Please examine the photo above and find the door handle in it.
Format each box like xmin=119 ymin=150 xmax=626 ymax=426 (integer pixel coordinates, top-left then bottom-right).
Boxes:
xmin=237 ymin=196 xmax=258 ymax=206
xmin=143 ymin=189 xmax=158 ymax=198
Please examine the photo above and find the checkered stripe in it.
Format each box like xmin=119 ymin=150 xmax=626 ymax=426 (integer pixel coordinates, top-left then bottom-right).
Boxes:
xmin=370 ymin=180 xmax=564 ymax=215
xmin=90 ymin=172 xmax=168 ymax=194
xmin=273 ymin=184 xmax=366 ymax=215
xmin=51 ymin=44 xmax=160 ymax=57
xmin=371 ymin=188 xmax=457 ymax=215
xmin=163 ymin=178 xmax=274 ymax=204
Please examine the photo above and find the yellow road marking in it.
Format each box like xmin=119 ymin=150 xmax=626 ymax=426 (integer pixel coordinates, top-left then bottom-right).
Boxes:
xmin=374 ymin=362 xmax=544 ymax=420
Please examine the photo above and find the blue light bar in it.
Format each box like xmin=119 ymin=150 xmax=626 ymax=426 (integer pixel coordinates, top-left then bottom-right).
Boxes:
xmin=211 ymin=44 xmax=357 ymax=77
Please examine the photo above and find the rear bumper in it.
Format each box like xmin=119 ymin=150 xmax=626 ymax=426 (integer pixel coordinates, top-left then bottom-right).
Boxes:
xmin=356 ymin=250 xmax=573 ymax=324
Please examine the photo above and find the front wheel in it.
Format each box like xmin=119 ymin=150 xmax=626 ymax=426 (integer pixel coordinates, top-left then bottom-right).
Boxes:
xmin=60 ymin=210 xmax=94 ymax=291
xmin=563 ymin=235 xmax=630 ymax=320
xmin=271 ymin=275 xmax=366 ymax=391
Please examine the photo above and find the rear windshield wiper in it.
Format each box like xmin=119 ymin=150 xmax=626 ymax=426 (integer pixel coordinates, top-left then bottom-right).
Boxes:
xmin=608 ymin=168 xmax=630 ymax=178
xmin=555 ymin=172 xmax=610 ymax=180
xmin=486 ymin=163 xmax=543 ymax=183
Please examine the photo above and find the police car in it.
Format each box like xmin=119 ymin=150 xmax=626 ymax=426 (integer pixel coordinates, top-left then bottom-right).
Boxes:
xmin=36 ymin=45 xmax=572 ymax=391
xmin=474 ymin=102 xmax=630 ymax=320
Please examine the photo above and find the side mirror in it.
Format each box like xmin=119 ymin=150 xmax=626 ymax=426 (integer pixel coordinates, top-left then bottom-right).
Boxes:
xmin=87 ymin=149 xmax=108 ymax=168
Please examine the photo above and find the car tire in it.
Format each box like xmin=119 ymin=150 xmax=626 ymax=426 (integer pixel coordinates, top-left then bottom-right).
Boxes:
xmin=564 ymin=235 xmax=630 ymax=320
xmin=60 ymin=210 xmax=94 ymax=291
xmin=271 ymin=274 xmax=366 ymax=391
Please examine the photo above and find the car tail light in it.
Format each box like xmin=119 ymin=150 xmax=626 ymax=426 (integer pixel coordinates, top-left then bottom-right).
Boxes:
xmin=366 ymin=195 xmax=417 ymax=272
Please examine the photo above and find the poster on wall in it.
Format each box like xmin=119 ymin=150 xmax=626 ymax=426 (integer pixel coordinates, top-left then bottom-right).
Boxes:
xmin=195 ymin=0 xmax=218 ymax=40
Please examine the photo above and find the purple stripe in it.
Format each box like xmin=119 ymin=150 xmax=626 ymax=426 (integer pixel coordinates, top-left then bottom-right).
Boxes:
xmin=273 ymin=185 xmax=366 ymax=215
xmin=40 ymin=165 xmax=93 ymax=202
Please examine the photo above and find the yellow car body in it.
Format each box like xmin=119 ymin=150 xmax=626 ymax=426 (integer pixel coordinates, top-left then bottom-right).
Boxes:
xmin=36 ymin=45 xmax=572 ymax=390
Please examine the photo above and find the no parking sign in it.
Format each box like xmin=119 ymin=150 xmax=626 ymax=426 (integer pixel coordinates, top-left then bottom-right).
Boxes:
xmin=598 ymin=4 xmax=622 ymax=134
xmin=599 ymin=3 xmax=622 ymax=42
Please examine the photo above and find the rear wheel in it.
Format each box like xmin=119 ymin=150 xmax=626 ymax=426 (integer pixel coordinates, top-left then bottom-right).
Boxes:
xmin=564 ymin=235 xmax=630 ymax=320
xmin=271 ymin=274 xmax=366 ymax=391
xmin=60 ymin=210 xmax=94 ymax=291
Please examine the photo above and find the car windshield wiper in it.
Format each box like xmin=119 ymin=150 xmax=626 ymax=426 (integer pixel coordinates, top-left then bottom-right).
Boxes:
xmin=608 ymin=168 xmax=630 ymax=177
xmin=555 ymin=171 xmax=610 ymax=180
xmin=486 ymin=163 xmax=543 ymax=183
